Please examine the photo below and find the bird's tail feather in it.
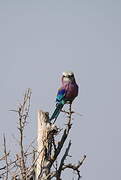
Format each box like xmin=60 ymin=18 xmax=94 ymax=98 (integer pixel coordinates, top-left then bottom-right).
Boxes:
xmin=50 ymin=103 xmax=64 ymax=121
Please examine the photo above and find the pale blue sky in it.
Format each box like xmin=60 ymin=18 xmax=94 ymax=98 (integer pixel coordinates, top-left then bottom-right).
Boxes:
xmin=0 ymin=1 xmax=121 ymax=180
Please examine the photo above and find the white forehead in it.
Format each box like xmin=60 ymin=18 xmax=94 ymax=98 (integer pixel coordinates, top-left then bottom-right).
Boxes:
xmin=62 ymin=71 xmax=74 ymax=76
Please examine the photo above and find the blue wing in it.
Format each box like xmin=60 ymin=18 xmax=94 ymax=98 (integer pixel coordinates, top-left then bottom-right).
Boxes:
xmin=50 ymin=88 xmax=66 ymax=121
xmin=56 ymin=88 xmax=66 ymax=103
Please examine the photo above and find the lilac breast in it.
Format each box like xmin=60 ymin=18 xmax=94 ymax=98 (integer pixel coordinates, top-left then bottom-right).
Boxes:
xmin=64 ymin=82 xmax=78 ymax=101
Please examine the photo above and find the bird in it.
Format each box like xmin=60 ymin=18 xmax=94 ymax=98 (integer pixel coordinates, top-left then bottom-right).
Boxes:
xmin=50 ymin=71 xmax=79 ymax=122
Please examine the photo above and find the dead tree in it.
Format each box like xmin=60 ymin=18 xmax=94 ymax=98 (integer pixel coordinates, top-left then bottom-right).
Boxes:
xmin=36 ymin=104 xmax=86 ymax=180
xmin=0 ymin=89 xmax=86 ymax=180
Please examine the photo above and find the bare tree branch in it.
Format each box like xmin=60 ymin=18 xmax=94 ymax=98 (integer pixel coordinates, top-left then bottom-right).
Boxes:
xmin=56 ymin=140 xmax=71 ymax=179
xmin=62 ymin=155 xmax=86 ymax=180
xmin=3 ymin=134 xmax=9 ymax=180
xmin=9 ymin=88 xmax=32 ymax=180
xmin=17 ymin=89 xmax=32 ymax=179
xmin=0 ymin=153 xmax=9 ymax=162
xmin=47 ymin=104 xmax=73 ymax=170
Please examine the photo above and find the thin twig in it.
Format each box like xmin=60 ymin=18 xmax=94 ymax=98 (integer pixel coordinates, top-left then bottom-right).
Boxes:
xmin=3 ymin=134 xmax=9 ymax=180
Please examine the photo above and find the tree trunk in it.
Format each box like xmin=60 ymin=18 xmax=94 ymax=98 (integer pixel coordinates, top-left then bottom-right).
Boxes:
xmin=36 ymin=110 xmax=57 ymax=180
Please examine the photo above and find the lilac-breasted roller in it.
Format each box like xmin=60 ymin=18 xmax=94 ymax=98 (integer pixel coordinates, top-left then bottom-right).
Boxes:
xmin=50 ymin=72 xmax=79 ymax=121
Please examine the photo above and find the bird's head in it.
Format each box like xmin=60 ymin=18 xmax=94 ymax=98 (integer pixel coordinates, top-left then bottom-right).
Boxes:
xmin=62 ymin=71 xmax=76 ymax=83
